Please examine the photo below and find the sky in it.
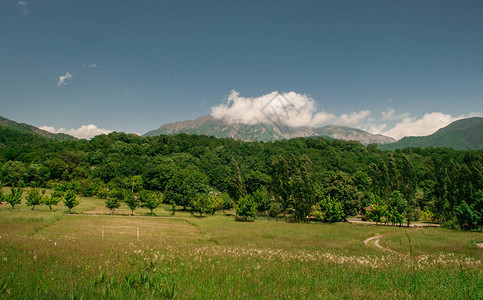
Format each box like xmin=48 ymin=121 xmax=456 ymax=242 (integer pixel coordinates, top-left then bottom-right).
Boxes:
xmin=1 ymin=0 xmax=482 ymax=139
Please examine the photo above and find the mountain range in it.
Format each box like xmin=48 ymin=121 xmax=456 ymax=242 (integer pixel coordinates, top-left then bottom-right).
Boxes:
xmin=2 ymin=114 xmax=482 ymax=150
xmin=143 ymin=115 xmax=396 ymax=144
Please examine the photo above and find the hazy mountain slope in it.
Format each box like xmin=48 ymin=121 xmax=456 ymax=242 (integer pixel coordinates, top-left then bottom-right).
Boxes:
xmin=144 ymin=115 xmax=396 ymax=144
xmin=381 ymin=117 xmax=483 ymax=150
xmin=0 ymin=116 xmax=76 ymax=141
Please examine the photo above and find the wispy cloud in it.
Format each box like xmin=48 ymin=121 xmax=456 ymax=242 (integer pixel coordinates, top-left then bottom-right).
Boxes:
xmin=83 ymin=63 xmax=98 ymax=69
xmin=57 ymin=72 xmax=72 ymax=87
xmin=17 ymin=1 xmax=29 ymax=14
xmin=40 ymin=124 xmax=112 ymax=139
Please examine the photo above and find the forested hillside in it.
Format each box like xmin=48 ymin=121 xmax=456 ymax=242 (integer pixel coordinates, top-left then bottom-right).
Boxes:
xmin=1 ymin=129 xmax=482 ymax=229
xmin=0 ymin=115 xmax=76 ymax=141
xmin=381 ymin=117 xmax=483 ymax=150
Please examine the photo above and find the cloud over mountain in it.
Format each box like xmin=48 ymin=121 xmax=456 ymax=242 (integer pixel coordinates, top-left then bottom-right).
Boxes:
xmin=211 ymin=90 xmax=371 ymax=128
xmin=39 ymin=124 xmax=112 ymax=139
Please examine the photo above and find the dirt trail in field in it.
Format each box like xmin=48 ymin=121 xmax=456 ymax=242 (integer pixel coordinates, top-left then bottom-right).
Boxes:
xmin=363 ymin=235 xmax=406 ymax=256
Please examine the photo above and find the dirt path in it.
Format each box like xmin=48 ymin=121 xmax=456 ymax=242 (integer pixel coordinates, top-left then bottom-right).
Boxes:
xmin=363 ymin=235 xmax=406 ymax=256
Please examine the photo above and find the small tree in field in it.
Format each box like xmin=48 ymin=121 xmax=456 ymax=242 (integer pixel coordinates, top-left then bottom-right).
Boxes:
xmin=0 ymin=188 xmax=5 ymax=205
xmin=6 ymin=187 xmax=23 ymax=209
xmin=124 ymin=192 xmax=140 ymax=216
xmin=140 ymin=191 xmax=162 ymax=215
xmin=236 ymin=195 xmax=258 ymax=221
xmin=44 ymin=191 xmax=63 ymax=211
xmin=64 ymin=190 xmax=80 ymax=212
xmin=105 ymin=197 xmax=121 ymax=214
xmin=26 ymin=189 xmax=43 ymax=210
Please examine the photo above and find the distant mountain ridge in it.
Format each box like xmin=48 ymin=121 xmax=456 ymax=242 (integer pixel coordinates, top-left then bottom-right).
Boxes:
xmin=144 ymin=115 xmax=396 ymax=144
xmin=381 ymin=117 xmax=483 ymax=150
xmin=0 ymin=116 xmax=76 ymax=141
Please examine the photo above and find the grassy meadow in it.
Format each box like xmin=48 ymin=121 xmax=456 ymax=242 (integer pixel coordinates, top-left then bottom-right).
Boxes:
xmin=0 ymin=188 xmax=482 ymax=299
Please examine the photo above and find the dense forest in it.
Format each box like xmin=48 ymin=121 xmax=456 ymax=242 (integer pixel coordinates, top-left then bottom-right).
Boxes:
xmin=0 ymin=126 xmax=482 ymax=230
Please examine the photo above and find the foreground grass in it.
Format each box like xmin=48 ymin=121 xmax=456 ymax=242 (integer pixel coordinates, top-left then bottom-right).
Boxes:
xmin=0 ymin=195 xmax=482 ymax=299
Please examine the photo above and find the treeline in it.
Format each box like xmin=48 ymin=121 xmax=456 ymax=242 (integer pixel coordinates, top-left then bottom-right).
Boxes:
xmin=0 ymin=129 xmax=482 ymax=229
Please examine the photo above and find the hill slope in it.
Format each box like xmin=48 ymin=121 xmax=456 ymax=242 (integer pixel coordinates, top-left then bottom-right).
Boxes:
xmin=0 ymin=116 xmax=76 ymax=141
xmin=381 ymin=117 xmax=483 ymax=150
xmin=144 ymin=115 xmax=395 ymax=144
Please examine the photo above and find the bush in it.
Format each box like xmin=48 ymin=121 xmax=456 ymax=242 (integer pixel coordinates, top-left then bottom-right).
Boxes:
xmin=235 ymin=195 xmax=258 ymax=221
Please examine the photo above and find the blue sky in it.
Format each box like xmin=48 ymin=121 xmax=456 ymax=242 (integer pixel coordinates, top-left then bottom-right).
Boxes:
xmin=1 ymin=0 xmax=482 ymax=139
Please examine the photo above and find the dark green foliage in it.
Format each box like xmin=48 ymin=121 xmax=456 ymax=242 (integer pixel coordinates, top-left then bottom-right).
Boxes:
xmin=5 ymin=187 xmax=22 ymax=209
xmin=236 ymin=195 xmax=258 ymax=221
xmin=454 ymin=201 xmax=477 ymax=230
xmin=64 ymin=190 xmax=80 ymax=212
xmin=0 ymin=127 xmax=482 ymax=228
xmin=0 ymin=187 xmax=4 ymax=204
xmin=387 ymin=190 xmax=408 ymax=226
xmin=164 ymin=167 xmax=208 ymax=210
xmin=227 ymin=158 xmax=246 ymax=202
xmin=26 ymin=188 xmax=43 ymax=210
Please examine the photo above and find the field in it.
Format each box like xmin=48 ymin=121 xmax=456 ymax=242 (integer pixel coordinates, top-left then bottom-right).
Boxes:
xmin=1 ymin=189 xmax=482 ymax=299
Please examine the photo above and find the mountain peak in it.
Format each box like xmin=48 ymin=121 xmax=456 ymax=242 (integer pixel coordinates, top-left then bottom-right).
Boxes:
xmin=144 ymin=115 xmax=396 ymax=144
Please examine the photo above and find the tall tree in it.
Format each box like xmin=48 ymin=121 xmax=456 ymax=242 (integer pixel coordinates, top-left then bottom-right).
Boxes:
xmin=228 ymin=158 xmax=246 ymax=203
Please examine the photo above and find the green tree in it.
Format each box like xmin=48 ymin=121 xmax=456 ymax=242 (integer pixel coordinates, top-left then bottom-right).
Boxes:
xmin=44 ymin=191 xmax=63 ymax=211
xmin=387 ymin=190 xmax=408 ymax=226
xmin=0 ymin=187 xmax=4 ymax=205
xmin=455 ymin=201 xmax=478 ymax=230
xmin=366 ymin=194 xmax=387 ymax=225
xmin=105 ymin=197 xmax=121 ymax=214
xmin=64 ymin=190 xmax=80 ymax=212
xmin=236 ymin=195 xmax=258 ymax=221
xmin=26 ymin=188 xmax=43 ymax=210
xmin=1 ymin=161 xmax=27 ymax=186
xmin=291 ymin=155 xmax=315 ymax=222
xmin=124 ymin=191 xmax=140 ymax=216
xmin=228 ymin=158 xmax=246 ymax=203
xmin=6 ymin=187 xmax=23 ymax=209
xmin=140 ymin=191 xmax=162 ymax=215
xmin=312 ymin=196 xmax=345 ymax=223
xmin=164 ymin=167 xmax=209 ymax=210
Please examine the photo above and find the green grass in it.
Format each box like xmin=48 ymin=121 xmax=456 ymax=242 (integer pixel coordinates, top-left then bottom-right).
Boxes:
xmin=1 ymin=195 xmax=482 ymax=299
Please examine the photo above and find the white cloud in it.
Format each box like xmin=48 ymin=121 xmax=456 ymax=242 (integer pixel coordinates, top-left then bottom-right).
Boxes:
xmin=377 ymin=112 xmax=482 ymax=140
xmin=381 ymin=108 xmax=409 ymax=121
xmin=211 ymin=90 xmax=372 ymax=128
xmin=83 ymin=63 xmax=98 ymax=69
xmin=57 ymin=72 xmax=72 ymax=87
xmin=334 ymin=110 xmax=371 ymax=126
xmin=40 ymin=124 xmax=112 ymax=139
xmin=17 ymin=1 xmax=29 ymax=13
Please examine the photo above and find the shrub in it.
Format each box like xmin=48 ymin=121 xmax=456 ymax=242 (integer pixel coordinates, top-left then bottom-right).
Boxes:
xmin=235 ymin=195 xmax=258 ymax=221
